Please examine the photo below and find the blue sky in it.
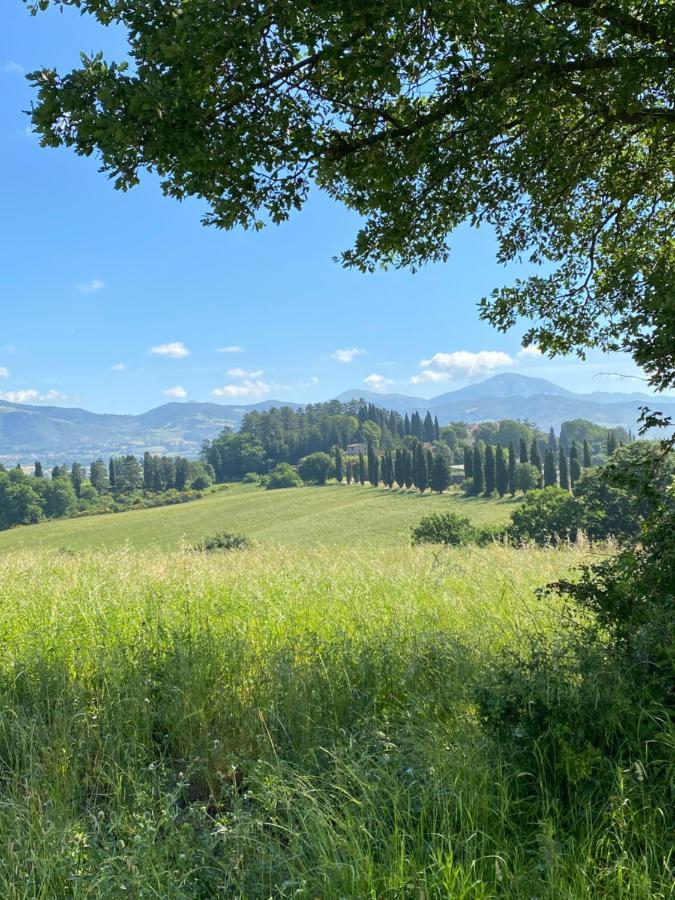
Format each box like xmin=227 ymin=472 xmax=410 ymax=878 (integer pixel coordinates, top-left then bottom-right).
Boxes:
xmin=1 ymin=1 xmax=655 ymax=414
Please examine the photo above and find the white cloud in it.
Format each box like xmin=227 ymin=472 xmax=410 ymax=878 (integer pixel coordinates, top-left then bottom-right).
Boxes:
xmin=151 ymin=341 xmax=190 ymax=359
xmin=111 ymin=362 xmax=126 ymax=371
xmin=364 ymin=373 xmax=394 ymax=392
xmin=518 ymin=344 xmax=543 ymax=359
xmin=212 ymin=380 xmax=275 ymax=399
xmin=410 ymin=369 xmax=451 ymax=385
xmin=217 ymin=345 xmax=244 ymax=353
xmin=163 ymin=385 xmax=187 ymax=399
xmin=418 ymin=350 xmax=514 ymax=380
xmin=0 ymin=388 xmax=68 ymax=404
xmin=2 ymin=61 xmax=24 ymax=75
xmin=227 ymin=367 xmax=264 ymax=378
xmin=76 ymin=278 xmax=105 ymax=294
xmin=331 ymin=347 xmax=365 ymax=363
xmin=0 ymin=367 xmax=8 ymax=379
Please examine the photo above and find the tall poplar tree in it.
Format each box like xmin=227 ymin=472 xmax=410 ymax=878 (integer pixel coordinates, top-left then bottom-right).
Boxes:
xmin=569 ymin=442 xmax=582 ymax=490
xmin=334 ymin=446 xmax=343 ymax=484
xmin=543 ymin=448 xmax=558 ymax=487
xmin=507 ymin=442 xmax=517 ymax=496
xmin=559 ymin=446 xmax=570 ymax=491
xmin=495 ymin=444 xmax=508 ymax=497
xmin=472 ymin=445 xmax=484 ymax=496
xmin=582 ymin=439 xmax=593 ymax=468
xmin=484 ymin=445 xmax=496 ymax=496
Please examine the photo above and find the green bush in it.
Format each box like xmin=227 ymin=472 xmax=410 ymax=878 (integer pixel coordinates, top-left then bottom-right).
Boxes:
xmin=298 ymin=452 xmax=334 ymax=485
xmin=411 ymin=513 xmax=478 ymax=546
xmin=192 ymin=531 xmax=251 ymax=551
xmin=242 ymin=471 xmax=261 ymax=484
xmin=266 ymin=463 xmax=302 ymax=490
xmin=508 ymin=486 xmax=582 ymax=545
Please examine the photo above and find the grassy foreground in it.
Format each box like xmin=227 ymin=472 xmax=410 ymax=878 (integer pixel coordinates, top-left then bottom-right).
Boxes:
xmin=0 ymin=482 xmax=516 ymax=552
xmin=0 ymin=545 xmax=670 ymax=898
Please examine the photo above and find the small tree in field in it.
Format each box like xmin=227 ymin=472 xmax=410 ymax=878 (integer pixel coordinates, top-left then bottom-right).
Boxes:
xmin=430 ymin=452 xmax=451 ymax=494
xmin=516 ymin=462 xmax=540 ymax=493
xmin=266 ymin=463 xmax=302 ymax=489
xmin=298 ymin=452 xmax=334 ymax=485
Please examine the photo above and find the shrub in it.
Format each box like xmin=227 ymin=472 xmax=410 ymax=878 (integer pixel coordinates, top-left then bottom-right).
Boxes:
xmin=515 ymin=462 xmax=540 ymax=493
xmin=242 ymin=471 xmax=261 ymax=484
xmin=266 ymin=463 xmax=302 ymax=490
xmin=411 ymin=513 xmax=478 ymax=546
xmin=298 ymin=452 xmax=334 ymax=485
xmin=192 ymin=531 xmax=251 ymax=551
xmin=508 ymin=486 xmax=582 ymax=545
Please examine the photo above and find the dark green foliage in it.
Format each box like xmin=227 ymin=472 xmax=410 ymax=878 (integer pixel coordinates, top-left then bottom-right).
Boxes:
xmin=429 ymin=452 xmax=451 ymax=494
xmin=569 ymin=442 xmax=582 ymax=489
xmin=411 ymin=513 xmax=477 ymax=546
xmin=70 ymin=462 xmax=84 ymax=497
xmin=607 ymin=431 xmax=618 ymax=456
xmin=582 ymin=439 xmax=592 ymax=468
xmin=108 ymin=457 xmax=116 ymax=488
xmin=495 ymin=445 xmax=508 ymax=497
xmin=559 ymin=447 xmax=570 ymax=491
xmin=519 ymin=438 xmax=528 ymax=465
xmin=547 ymin=427 xmax=557 ymax=451
xmin=515 ymin=462 xmax=540 ymax=493
xmin=33 ymin=461 xmax=43 ymax=478
xmin=543 ymin=448 xmax=557 ymax=487
xmin=266 ymin=463 xmax=302 ymax=490
xmin=89 ymin=459 xmax=108 ymax=492
xmin=345 ymin=459 xmax=353 ymax=484
xmin=463 ymin=446 xmax=473 ymax=479
xmin=394 ymin=449 xmax=405 ymax=488
xmin=423 ymin=411 xmax=435 ymax=443
xmin=529 ymin=438 xmax=543 ymax=487
xmin=509 ymin=486 xmax=582 ymax=545
xmin=507 ymin=443 xmax=516 ymax=496
xmin=471 ymin=445 xmax=484 ymax=495
xmin=358 ymin=452 xmax=366 ymax=486
xmin=414 ymin=443 xmax=428 ymax=492
xmin=334 ymin=446 xmax=343 ymax=484
xmin=298 ymin=452 xmax=334 ymax=485
xmin=192 ymin=532 xmax=251 ymax=552
xmin=483 ymin=445 xmax=496 ymax=497
xmin=403 ymin=448 xmax=413 ymax=489
xmin=367 ymin=442 xmax=379 ymax=487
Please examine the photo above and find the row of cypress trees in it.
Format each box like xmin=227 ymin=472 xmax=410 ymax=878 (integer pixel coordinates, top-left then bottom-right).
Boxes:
xmin=463 ymin=436 xmax=595 ymax=497
xmin=335 ymin=441 xmax=453 ymax=493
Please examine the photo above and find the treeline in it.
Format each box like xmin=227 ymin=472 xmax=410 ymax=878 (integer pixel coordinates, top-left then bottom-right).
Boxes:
xmin=0 ymin=453 xmax=214 ymax=531
xmin=202 ymin=398 xmax=631 ymax=485
xmin=462 ymin=429 xmax=625 ymax=498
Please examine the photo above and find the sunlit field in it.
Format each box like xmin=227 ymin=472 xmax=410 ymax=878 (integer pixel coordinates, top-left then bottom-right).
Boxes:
xmin=0 ymin=482 xmax=517 ymax=552
xmin=0 ymin=544 xmax=669 ymax=898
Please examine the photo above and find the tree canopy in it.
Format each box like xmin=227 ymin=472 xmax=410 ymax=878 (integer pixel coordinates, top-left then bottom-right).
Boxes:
xmin=25 ymin=0 xmax=675 ymax=390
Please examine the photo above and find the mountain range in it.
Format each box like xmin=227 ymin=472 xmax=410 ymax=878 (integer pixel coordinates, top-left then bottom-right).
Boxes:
xmin=1 ymin=373 xmax=673 ymax=463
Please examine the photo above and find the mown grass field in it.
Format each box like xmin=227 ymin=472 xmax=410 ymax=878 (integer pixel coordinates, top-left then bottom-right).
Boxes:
xmin=0 ymin=543 xmax=670 ymax=898
xmin=0 ymin=482 xmax=517 ymax=552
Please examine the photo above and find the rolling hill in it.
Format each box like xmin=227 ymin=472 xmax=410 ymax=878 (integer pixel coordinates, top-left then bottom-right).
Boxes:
xmin=1 ymin=373 xmax=673 ymax=463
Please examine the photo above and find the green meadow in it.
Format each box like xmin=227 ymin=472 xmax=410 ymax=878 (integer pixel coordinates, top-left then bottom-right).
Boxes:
xmin=0 ymin=482 xmax=516 ymax=552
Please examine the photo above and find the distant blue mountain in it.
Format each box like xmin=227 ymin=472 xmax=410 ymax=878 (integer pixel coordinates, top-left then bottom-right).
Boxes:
xmin=1 ymin=373 xmax=672 ymax=463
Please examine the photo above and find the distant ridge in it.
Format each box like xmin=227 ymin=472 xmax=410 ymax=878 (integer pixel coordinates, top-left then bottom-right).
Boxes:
xmin=1 ymin=373 xmax=672 ymax=462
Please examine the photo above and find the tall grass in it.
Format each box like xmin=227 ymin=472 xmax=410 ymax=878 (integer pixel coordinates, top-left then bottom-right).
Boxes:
xmin=0 ymin=545 xmax=670 ymax=897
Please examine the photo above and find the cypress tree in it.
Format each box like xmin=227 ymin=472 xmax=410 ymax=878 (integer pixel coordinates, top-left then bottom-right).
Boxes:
xmin=484 ymin=444 xmax=496 ymax=496
xmin=70 ymin=462 xmax=84 ymax=497
xmin=415 ymin=443 xmax=429 ymax=492
xmin=569 ymin=442 xmax=582 ymax=489
xmin=394 ymin=448 xmax=404 ymax=488
xmin=507 ymin=442 xmax=517 ymax=496
xmin=387 ymin=451 xmax=395 ymax=488
xmin=559 ymin=446 xmax=570 ymax=490
xmin=334 ymin=446 xmax=343 ymax=483
xmin=519 ymin=437 xmax=528 ymax=464
xmin=426 ymin=448 xmax=434 ymax=480
xmin=358 ymin=451 xmax=366 ymax=485
xmin=582 ymin=439 xmax=592 ymax=468
xmin=463 ymin=446 xmax=473 ymax=478
xmin=404 ymin=413 xmax=411 ymax=436
xmin=547 ymin=427 xmax=557 ymax=451
xmin=543 ymin=448 xmax=557 ymax=487
xmin=143 ymin=451 xmax=153 ymax=490
xmin=108 ymin=457 xmax=116 ymax=488
xmin=607 ymin=431 xmax=618 ymax=456
xmin=472 ymin=445 xmax=484 ymax=495
xmin=430 ymin=452 xmax=451 ymax=493
xmin=529 ymin=438 xmax=543 ymax=487
xmin=34 ymin=460 xmax=43 ymax=478
xmin=367 ymin=442 xmax=379 ymax=486
xmin=434 ymin=415 xmax=441 ymax=441
xmin=404 ymin=448 xmax=413 ymax=488
xmin=424 ymin=411 xmax=435 ymax=442
xmin=495 ymin=444 xmax=508 ymax=497
xmin=346 ymin=459 xmax=352 ymax=484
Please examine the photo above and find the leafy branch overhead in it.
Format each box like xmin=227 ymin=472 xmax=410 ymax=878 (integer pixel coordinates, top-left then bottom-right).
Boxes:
xmin=26 ymin=0 xmax=675 ymax=388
